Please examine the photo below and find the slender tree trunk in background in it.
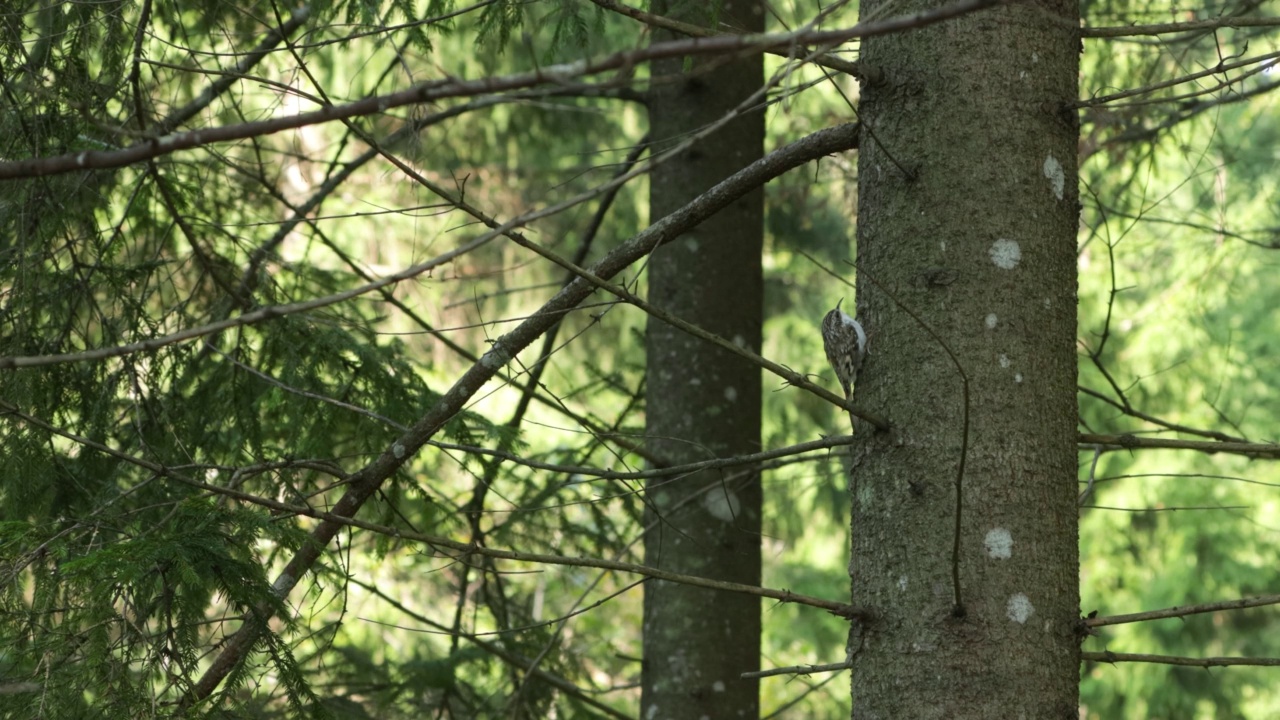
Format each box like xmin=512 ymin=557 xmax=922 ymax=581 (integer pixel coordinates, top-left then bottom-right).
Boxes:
xmin=849 ymin=0 xmax=1080 ymax=716
xmin=641 ymin=1 xmax=765 ymax=718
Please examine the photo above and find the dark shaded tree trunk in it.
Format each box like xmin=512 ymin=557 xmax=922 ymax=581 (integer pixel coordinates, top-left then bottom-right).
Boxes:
xmin=849 ymin=0 xmax=1081 ymax=716
xmin=641 ymin=1 xmax=765 ymax=718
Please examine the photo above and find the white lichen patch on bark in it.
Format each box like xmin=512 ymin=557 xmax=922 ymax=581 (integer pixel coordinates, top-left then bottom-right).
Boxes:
xmin=985 ymin=313 xmax=998 ymax=329
xmin=984 ymin=528 xmax=1013 ymax=559
xmin=989 ymin=238 xmax=1021 ymax=269
xmin=1043 ymin=154 xmax=1065 ymax=200
xmin=1007 ymin=593 xmax=1034 ymax=624
xmin=479 ymin=345 xmax=511 ymax=369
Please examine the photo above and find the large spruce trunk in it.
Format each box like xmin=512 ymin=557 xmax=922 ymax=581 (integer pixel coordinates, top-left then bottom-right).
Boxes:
xmin=850 ymin=0 xmax=1081 ymax=716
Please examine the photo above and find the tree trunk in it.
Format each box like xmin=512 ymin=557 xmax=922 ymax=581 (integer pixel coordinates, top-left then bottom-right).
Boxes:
xmin=850 ymin=1 xmax=1081 ymax=716
xmin=641 ymin=1 xmax=765 ymax=718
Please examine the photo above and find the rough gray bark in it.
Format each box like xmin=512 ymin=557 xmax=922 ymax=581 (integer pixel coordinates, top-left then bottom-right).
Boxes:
xmin=849 ymin=0 xmax=1081 ymax=717
xmin=641 ymin=1 xmax=765 ymax=718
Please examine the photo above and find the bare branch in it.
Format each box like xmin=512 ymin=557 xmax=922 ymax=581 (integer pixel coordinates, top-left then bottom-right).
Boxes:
xmin=1077 ymin=433 xmax=1280 ymax=459
xmin=742 ymin=660 xmax=851 ymax=679
xmin=1082 ymin=14 xmax=1280 ymax=39
xmin=587 ymin=0 xmax=866 ymax=78
xmin=428 ymin=435 xmax=854 ymax=481
xmin=1083 ymin=651 xmax=1280 ymax=667
xmin=1087 ymin=594 xmax=1280 ymax=628
xmin=1079 ymin=384 xmax=1250 ymax=443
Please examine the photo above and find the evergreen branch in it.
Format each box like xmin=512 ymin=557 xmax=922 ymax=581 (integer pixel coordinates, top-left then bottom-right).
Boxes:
xmin=1086 ymin=594 xmax=1280 ymax=627
xmin=0 ymin=399 xmax=870 ymax=622
xmin=281 ymin=499 xmax=871 ymax=619
xmin=0 ymin=0 xmax=1003 ymax=180
xmin=180 ymin=121 xmax=869 ymax=705
xmin=508 ymin=567 xmax=632 ymax=710
xmin=505 ymin=135 xmax=650 ymax=435
xmin=207 ymin=343 xmax=409 ymax=430
xmin=270 ymin=0 xmax=499 ymax=53
xmin=1082 ymin=651 xmax=1280 ymax=667
xmin=128 ymin=0 xmax=154 ymax=131
xmin=0 ymin=234 xmax=497 ymax=369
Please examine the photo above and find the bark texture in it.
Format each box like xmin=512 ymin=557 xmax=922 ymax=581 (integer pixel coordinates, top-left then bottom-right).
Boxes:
xmin=641 ymin=1 xmax=765 ymax=718
xmin=850 ymin=0 xmax=1081 ymax=717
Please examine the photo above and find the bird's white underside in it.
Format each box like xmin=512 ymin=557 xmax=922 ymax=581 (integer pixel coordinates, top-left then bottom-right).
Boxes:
xmin=839 ymin=310 xmax=868 ymax=355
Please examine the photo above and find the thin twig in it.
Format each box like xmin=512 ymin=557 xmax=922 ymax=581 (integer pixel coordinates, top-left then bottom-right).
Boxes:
xmin=1082 ymin=14 xmax=1280 ymax=39
xmin=1078 ymin=445 xmax=1101 ymax=506
xmin=588 ymin=0 xmax=865 ymax=78
xmin=349 ymin=578 xmax=631 ymax=719
xmin=1083 ymin=651 xmax=1280 ymax=667
xmin=742 ymin=660 xmax=851 ymax=679
xmin=1087 ymin=593 xmax=1280 ymax=627
xmin=1077 ymin=433 xmax=1280 ymax=459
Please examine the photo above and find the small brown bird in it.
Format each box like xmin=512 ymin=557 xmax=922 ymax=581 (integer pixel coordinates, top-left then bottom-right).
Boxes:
xmin=822 ymin=299 xmax=868 ymax=424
